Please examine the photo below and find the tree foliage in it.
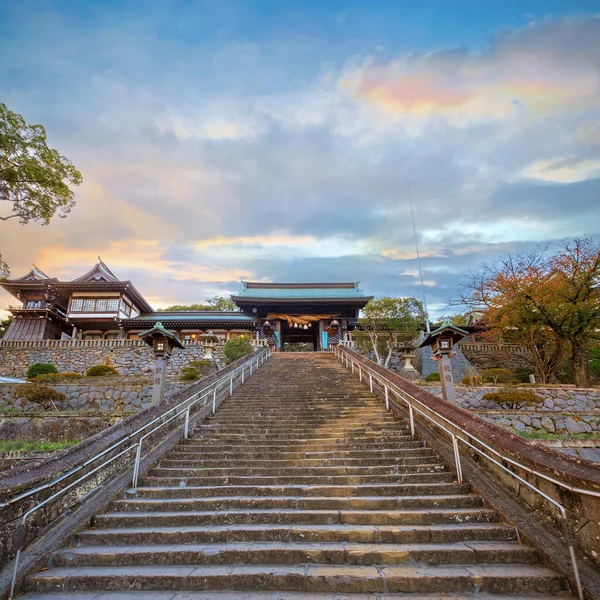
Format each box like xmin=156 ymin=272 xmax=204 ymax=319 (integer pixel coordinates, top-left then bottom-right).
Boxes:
xmin=223 ymin=337 xmax=253 ymax=365
xmin=0 ymin=315 xmax=12 ymax=338
xmin=158 ymin=296 xmax=238 ymax=312
xmin=461 ymin=238 xmax=600 ymax=387
xmin=0 ymin=253 xmax=8 ymax=279
xmin=357 ymin=297 xmax=425 ymax=368
xmin=0 ymin=103 xmax=82 ymax=224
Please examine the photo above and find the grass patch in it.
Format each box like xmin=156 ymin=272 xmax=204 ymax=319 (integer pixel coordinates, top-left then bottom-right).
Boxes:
xmin=0 ymin=439 xmax=82 ymax=452
xmin=516 ymin=431 xmax=600 ymax=441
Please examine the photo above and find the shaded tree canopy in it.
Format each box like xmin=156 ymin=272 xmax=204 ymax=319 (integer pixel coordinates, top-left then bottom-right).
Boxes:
xmin=0 ymin=253 xmax=7 ymax=279
xmin=357 ymin=297 xmax=425 ymax=367
xmin=0 ymin=315 xmax=12 ymax=338
xmin=460 ymin=237 xmax=600 ymax=387
xmin=0 ymin=103 xmax=82 ymax=224
xmin=158 ymin=296 xmax=238 ymax=312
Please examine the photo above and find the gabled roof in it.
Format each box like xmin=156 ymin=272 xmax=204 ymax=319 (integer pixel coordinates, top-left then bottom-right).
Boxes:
xmin=71 ymin=261 xmax=119 ymax=283
xmin=5 ymin=265 xmax=55 ymax=283
xmin=419 ymin=324 xmax=470 ymax=348
xmin=233 ymin=281 xmax=373 ymax=304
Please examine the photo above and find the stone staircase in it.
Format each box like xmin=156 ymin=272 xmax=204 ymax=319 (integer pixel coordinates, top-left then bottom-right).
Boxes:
xmin=20 ymin=353 xmax=573 ymax=599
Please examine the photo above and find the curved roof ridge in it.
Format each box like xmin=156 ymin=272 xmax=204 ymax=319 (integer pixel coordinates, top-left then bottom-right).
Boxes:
xmin=72 ymin=261 xmax=119 ymax=283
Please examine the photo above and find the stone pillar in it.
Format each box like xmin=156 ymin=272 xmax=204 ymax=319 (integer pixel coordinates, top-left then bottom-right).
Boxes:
xmin=437 ymin=354 xmax=457 ymax=404
xmin=151 ymin=355 xmax=168 ymax=405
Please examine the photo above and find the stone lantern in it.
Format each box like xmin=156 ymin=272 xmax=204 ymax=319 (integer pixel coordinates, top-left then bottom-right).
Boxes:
xmin=397 ymin=342 xmax=418 ymax=380
xmin=139 ymin=322 xmax=184 ymax=406
xmin=419 ymin=325 xmax=468 ymax=405
xmin=199 ymin=331 xmax=220 ymax=360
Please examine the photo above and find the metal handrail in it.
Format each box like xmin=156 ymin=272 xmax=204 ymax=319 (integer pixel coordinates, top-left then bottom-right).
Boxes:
xmin=335 ymin=346 xmax=598 ymax=600
xmin=3 ymin=347 xmax=270 ymax=599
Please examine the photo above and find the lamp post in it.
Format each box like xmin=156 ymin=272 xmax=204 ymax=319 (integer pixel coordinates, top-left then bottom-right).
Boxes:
xmin=139 ymin=322 xmax=185 ymax=406
xmin=418 ymin=325 xmax=468 ymax=405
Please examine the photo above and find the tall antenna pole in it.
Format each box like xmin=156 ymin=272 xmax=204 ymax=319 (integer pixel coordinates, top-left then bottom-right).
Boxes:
xmin=406 ymin=179 xmax=430 ymax=333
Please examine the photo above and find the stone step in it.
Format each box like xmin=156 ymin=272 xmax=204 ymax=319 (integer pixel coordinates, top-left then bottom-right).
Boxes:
xmin=170 ymin=448 xmax=436 ymax=460
xmin=127 ymin=482 xmax=472 ymax=499
xmin=94 ymin=507 xmax=498 ymax=528
xmin=15 ymin=592 xmax=577 ymax=600
xmin=138 ymin=473 xmax=456 ymax=486
xmin=158 ymin=456 xmax=442 ymax=468
xmin=27 ymin=563 xmax=567 ymax=595
xmin=52 ymin=541 xmax=539 ymax=568
xmin=178 ymin=440 xmax=428 ymax=451
xmin=201 ymin=418 xmax=401 ymax=426
xmin=76 ymin=522 xmax=520 ymax=546
xmin=110 ymin=494 xmax=483 ymax=512
xmin=147 ymin=464 xmax=448 ymax=477
xmin=196 ymin=424 xmax=408 ymax=433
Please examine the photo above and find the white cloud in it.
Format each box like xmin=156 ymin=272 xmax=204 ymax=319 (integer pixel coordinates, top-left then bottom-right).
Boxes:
xmin=520 ymin=157 xmax=600 ymax=183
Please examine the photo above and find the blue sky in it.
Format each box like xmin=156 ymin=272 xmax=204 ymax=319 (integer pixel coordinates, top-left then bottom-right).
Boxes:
xmin=1 ymin=1 xmax=600 ymax=317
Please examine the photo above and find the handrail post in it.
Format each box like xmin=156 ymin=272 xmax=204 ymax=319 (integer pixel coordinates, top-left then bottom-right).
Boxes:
xmin=184 ymin=406 xmax=190 ymax=439
xmin=359 ymin=365 xmax=362 ymax=382
xmin=250 ymin=361 xmax=253 ymax=376
xmin=242 ymin=367 xmax=245 ymax=384
xmin=369 ymin=373 xmax=373 ymax=393
xmin=562 ymin=517 xmax=584 ymax=600
xmin=132 ymin=440 xmax=143 ymax=487
xmin=351 ymin=360 xmax=354 ymax=374
xmin=384 ymin=386 xmax=389 ymax=410
xmin=230 ymin=376 xmax=233 ymax=395
xmin=212 ymin=387 xmax=217 ymax=413
xmin=408 ymin=404 xmax=415 ymax=436
xmin=451 ymin=434 xmax=463 ymax=483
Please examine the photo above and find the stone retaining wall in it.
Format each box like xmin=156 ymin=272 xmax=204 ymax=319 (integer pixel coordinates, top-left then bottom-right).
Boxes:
xmin=0 ymin=344 xmax=226 ymax=378
xmin=0 ymin=411 xmax=128 ymax=442
xmin=423 ymin=384 xmax=600 ymax=411
xmin=473 ymin=410 xmax=600 ymax=436
xmin=458 ymin=347 xmax=536 ymax=372
xmin=0 ymin=378 xmax=191 ymax=412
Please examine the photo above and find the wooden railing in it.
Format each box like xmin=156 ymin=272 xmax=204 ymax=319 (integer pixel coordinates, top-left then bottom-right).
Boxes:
xmin=457 ymin=342 xmax=529 ymax=354
xmin=0 ymin=338 xmax=269 ymax=350
xmin=339 ymin=340 xmax=356 ymax=349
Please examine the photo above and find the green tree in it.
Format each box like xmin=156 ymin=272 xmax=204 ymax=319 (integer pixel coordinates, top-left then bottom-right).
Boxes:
xmin=158 ymin=296 xmax=238 ymax=312
xmin=0 ymin=314 xmax=12 ymax=337
xmin=461 ymin=238 xmax=600 ymax=387
xmin=223 ymin=337 xmax=253 ymax=364
xmin=0 ymin=103 xmax=82 ymax=224
xmin=357 ymin=297 xmax=425 ymax=368
xmin=0 ymin=253 xmax=7 ymax=278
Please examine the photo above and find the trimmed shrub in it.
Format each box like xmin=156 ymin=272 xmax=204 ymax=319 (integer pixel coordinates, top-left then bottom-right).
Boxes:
xmin=188 ymin=360 xmax=212 ymax=376
xmin=26 ymin=363 xmax=58 ymax=379
xmin=85 ymin=365 xmax=119 ymax=376
xmin=180 ymin=367 xmax=201 ymax=381
xmin=481 ymin=368 xmax=518 ymax=384
xmin=17 ymin=385 xmax=66 ymax=411
xmin=189 ymin=360 xmax=211 ymax=369
xmin=35 ymin=371 xmax=84 ymax=383
xmin=462 ymin=373 xmax=483 ymax=386
xmin=425 ymin=372 xmax=441 ymax=382
xmin=482 ymin=387 xmax=543 ymax=410
xmin=223 ymin=337 xmax=253 ymax=365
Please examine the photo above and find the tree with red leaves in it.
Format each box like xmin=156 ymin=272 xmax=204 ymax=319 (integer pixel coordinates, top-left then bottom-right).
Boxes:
xmin=461 ymin=238 xmax=600 ymax=387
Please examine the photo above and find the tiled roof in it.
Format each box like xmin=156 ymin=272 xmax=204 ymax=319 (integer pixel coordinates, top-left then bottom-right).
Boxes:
xmin=233 ymin=281 xmax=372 ymax=301
xmin=124 ymin=311 xmax=256 ymax=324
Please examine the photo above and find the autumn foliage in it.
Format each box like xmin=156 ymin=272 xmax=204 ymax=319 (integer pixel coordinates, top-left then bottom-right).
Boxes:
xmin=461 ymin=238 xmax=600 ymax=387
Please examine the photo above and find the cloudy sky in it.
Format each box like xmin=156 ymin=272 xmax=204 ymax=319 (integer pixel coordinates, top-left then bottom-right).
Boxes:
xmin=1 ymin=1 xmax=599 ymax=318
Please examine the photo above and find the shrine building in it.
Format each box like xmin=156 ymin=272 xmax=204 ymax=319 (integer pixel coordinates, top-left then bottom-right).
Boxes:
xmin=1 ymin=262 xmax=372 ymax=351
